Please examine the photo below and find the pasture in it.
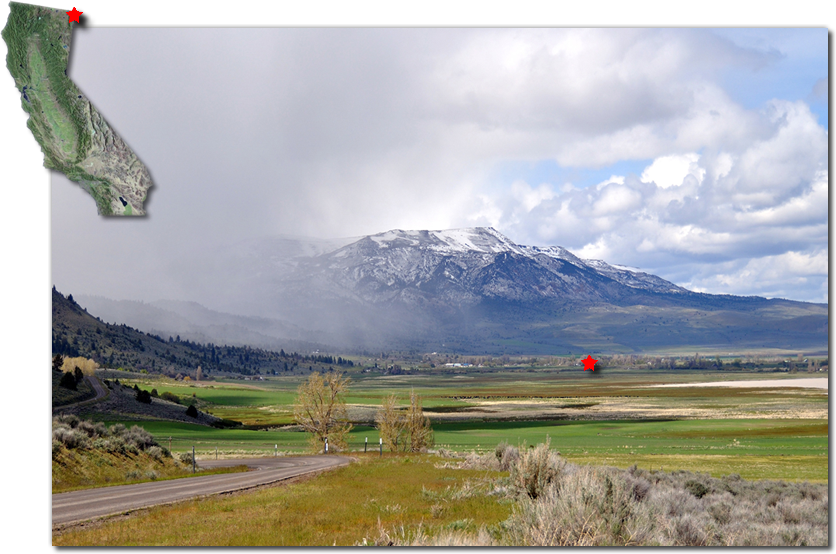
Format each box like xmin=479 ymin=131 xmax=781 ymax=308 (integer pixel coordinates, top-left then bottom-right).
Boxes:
xmin=112 ymin=369 xmax=827 ymax=482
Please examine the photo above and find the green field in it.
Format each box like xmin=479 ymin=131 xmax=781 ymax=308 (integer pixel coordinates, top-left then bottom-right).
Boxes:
xmin=100 ymin=369 xmax=828 ymax=482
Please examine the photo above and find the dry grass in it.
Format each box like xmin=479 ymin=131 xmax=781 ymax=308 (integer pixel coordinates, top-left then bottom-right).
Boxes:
xmin=53 ymin=454 xmax=512 ymax=546
xmin=52 ymin=447 xmax=248 ymax=493
xmin=564 ymin=454 xmax=827 ymax=483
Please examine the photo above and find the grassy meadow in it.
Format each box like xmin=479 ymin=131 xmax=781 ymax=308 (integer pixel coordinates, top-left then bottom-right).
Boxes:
xmin=92 ymin=368 xmax=827 ymax=482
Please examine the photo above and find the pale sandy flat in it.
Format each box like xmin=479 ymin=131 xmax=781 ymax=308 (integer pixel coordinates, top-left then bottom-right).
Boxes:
xmin=652 ymin=377 xmax=828 ymax=391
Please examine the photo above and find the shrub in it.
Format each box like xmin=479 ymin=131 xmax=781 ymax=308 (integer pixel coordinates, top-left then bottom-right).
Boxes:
xmin=108 ymin=423 xmax=126 ymax=436
xmin=623 ymin=472 xmax=652 ymax=502
xmin=52 ymin=427 xmax=89 ymax=449
xmin=55 ymin=414 xmax=80 ymax=428
xmin=77 ymin=420 xmax=107 ymax=438
xmin=185 ymin=404 xmax=199 ymax=418
xmin=507 ymin=465 xmax=658 ymax=546
xmin=179 ymin=452 xmax=197 ymax=467
xmin=510 ymin=439 xmax=564 ymax=499
xmin=160 ymin=391 xmax=180 ymax=404
xmin=146 ymin=446 xmax=167 ymax=461
xmin=666 ymin=513 xmax=713 ymax=546
xmin=496 ymin=441 xmax=520 ymax=471
xmin=122 ymin=425 xmax=156 ymax=450
xmin=150 ymin=388 xmax=158 ymax=397
xmin=495 ymin=441 xmax=828 ymax=546
xmin=685 ymin=479 xmax=710 ymax=499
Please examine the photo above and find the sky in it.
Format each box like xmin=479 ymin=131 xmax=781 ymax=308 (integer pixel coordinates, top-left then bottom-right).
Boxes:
xmin=45 ymin=25 xmax=828 ymax=304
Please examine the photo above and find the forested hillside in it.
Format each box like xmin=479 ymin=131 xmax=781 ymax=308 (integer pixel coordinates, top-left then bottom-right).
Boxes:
xmin=52 ymin=287 xmax=353 ymax=377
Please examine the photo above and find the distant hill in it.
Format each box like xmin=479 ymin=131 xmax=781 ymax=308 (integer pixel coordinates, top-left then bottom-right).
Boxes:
xmin=74 ymin=295 xmax=331 ymax=353
xmin=52 ymin=287 xmax=355 ymax=376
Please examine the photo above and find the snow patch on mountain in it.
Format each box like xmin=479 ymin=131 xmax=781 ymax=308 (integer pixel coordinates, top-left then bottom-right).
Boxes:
xmin=368 ymin=227 xmax=524 ymax=256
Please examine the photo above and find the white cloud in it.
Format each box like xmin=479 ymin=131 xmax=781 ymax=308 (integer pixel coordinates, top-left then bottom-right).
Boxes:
xmin=641 ymin=153 xmax=705 ymax=188
xmin=484 ymin=93 xmax=827 ymax=302
xmin=682 ymin=249 xmax=828 ymax=302
xmin=511 ymin=180 xmax=556 ymax=212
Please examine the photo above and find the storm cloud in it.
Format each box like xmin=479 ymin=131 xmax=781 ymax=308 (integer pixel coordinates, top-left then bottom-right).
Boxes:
xmin=48 ymin=27 xmax=828 ymax=304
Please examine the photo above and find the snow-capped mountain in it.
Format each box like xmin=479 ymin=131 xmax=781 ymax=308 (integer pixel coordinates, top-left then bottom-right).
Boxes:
xmin=82 ymin=227 xmax=826 ymax=354
xmin=283 ymin=227 xmax=687 ymax=307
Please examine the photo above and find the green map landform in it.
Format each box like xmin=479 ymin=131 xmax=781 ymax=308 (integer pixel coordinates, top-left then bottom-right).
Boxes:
xmin=2 ymin=3 xmax=152 ymax=215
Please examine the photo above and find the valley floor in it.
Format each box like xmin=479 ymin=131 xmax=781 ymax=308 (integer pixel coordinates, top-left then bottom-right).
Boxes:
xmin=75 ymin=368 xmax=826 ymax=482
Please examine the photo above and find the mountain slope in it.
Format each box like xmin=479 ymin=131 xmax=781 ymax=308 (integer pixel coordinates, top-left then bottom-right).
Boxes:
xmin=67 ymin=228 xmax=828 ymax=355
xmin=53 ymin=288 xmax=354 ymax=376
xmin=274 ymin=228 xmax=826 ymax=353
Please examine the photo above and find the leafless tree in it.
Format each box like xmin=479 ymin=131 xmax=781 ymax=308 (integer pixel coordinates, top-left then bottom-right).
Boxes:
xmin=406 ymin=389 xmax=434 ymax=452
xmin=374 ymin=390 xmax=433 ymax=453
xmin=294 ymin=372 xmax=353 ymax=452
xmin=375 ymin=394 xmax=407 ymax=452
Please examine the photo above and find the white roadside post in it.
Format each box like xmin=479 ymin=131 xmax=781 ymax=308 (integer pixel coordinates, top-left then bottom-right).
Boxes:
xmin=192 ymin=446 xmax=195 ymax=474
xmin=365 ymin=436 xmax=368 ymax=452
xmin=325 ymin=437 xmax=329 ymax=454
xmin=275 ymin=444 xmax=278 ymax=457
xmin=379 ymin=437 xmax=382 ymax=457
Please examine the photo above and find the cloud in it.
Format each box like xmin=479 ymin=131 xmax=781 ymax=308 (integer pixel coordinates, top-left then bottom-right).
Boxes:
xmin=680 ymin=249 xmax=828 ymax=301
xmin=49 ymin=27 xmax=827 ymax=305
xmin=486 ymin=100 xmax=827 ymax=302
xmin=809 ymin=77 xmax=828 ymax=101
xmin=640 ymin=153 xmax=705 ymax=189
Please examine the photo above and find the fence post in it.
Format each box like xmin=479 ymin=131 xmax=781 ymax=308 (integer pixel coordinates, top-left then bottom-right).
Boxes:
xmin=192 ymin=446 xmax=195 ymax=474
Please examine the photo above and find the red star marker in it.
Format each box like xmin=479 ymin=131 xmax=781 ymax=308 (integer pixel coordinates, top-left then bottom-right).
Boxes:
xmin=582 ymin=355 xmax=598 ymax=371
xmin=67 ymin=7 xmax=83 ymax=23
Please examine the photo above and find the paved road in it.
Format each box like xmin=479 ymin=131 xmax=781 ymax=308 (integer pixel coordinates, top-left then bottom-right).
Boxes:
xmin=53 ymin=455 xmax=349 ymax=526
xmin=85 ymin=375 xmax=107 ymax=401
xmin=53 ymin=375 xmax=108 ymax=412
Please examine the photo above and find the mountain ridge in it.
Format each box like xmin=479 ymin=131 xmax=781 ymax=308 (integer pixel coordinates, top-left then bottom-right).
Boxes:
xmin=71 ymin=227 xmax=827 ymax=355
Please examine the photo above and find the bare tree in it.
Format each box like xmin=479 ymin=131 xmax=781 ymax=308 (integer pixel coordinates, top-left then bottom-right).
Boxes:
xmin=294 ymin=372 xmax=353 ymax=453
xmin=375 ymin=394 xmax=407 ymax=452
xmin=406 ymin=389 xmax=434 ymax=452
